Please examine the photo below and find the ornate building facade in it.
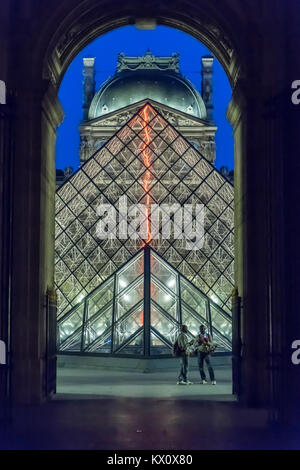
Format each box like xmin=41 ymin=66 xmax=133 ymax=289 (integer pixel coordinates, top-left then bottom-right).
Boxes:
xmin=79 ymin=52 xmax=217 ymax=164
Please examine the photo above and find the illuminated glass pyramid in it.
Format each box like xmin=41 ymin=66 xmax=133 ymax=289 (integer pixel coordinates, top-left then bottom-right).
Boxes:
xmin=57 ymin=247 xmax=232 ymax=354
xmin=55 ymin=103 xmax=234 ymax=337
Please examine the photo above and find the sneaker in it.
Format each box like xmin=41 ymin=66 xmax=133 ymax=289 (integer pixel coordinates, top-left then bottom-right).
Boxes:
xmin=211 ymin=380 xmax=217 ymax=385
xmin=186 ymin=381 xmax=194 ymax=385
xmin=201 ymin=380 xmax=208 ymax=384
xmin=177 ymin=380 xmax=187 ymax=385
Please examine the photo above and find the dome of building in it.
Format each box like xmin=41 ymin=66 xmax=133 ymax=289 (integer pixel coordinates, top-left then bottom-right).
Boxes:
xmin=88 ymin=53 xmax=207 ymax=120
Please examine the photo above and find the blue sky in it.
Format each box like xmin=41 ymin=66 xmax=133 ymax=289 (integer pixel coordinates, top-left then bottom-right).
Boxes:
xmin=57 ymin=25 xmax=233 ymax=172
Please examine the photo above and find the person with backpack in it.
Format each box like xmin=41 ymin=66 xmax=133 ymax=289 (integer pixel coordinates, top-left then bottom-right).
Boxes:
xmin=194 ymin=324 xmax=217 ymax=385
xmin=174 ymin=325 xmax=193 ymax=385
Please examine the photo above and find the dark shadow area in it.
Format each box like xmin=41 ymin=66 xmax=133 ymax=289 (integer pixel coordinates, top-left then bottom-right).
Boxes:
xmin=1 ymin=397 xmax=299 ymax=450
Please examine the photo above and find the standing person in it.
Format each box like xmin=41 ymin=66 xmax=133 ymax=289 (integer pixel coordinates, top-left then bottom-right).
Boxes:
xmin=195 ymin=324 xmax=216 ymax=385
xmin=176 ymin=325 xmax=193 ymax=385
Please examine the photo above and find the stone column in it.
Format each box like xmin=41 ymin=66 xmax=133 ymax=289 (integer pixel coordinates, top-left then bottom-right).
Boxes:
xmin=0 ymin=92 xmax=14 ymax=420
xmin=9 ymin=82 xmax=63 ymax=404
xmin=82 ymin=58 xmax=95 ymax=121
xmin=201 ymin=56 xmax=214 ymax=122
xmin=231 ymin=288 xmax=242 ymax=396
xmin=227 ymin=80 xmax=271 ymax=407
xmin=280 ymin=0 xmax=300 ymax=426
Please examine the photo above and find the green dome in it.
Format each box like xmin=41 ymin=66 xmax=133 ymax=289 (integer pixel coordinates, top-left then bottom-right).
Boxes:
xmin=88 ymin=69 xmax=207 ymax=120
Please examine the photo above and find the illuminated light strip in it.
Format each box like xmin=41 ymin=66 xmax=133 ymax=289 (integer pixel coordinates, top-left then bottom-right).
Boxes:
xmin=141 ymin=105 xmax=153 ymax=326
xmin=142 ymin=105 xmax=152 ymax=244
xmin=129 ymin=106 xmax=154 ymax=327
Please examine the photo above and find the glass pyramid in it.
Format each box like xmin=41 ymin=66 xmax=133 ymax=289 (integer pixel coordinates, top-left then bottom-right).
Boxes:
xmin=55 ymin=103 xmax=234 ymax=326
xmin=57 ymin=247 xmax=232 ymax=355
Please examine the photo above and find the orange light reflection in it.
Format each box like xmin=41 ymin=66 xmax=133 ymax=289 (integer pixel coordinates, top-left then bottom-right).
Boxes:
xmin=142 ymin=105 xmax=152 ymax=245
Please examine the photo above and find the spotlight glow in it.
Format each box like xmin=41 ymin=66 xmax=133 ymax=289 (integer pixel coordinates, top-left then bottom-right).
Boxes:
xmin=167 ymin=279 xmax=176 ymax=288
xmin=210 ymin=294 xmax=219 ymax=304
xmin=119 ymin=279 xmax=127 ymax=288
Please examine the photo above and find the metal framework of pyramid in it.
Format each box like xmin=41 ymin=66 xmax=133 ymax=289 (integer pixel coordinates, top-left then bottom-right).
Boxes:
xmin=57 ymin=246 xmax=232 ymax=355
xmin=55 ymin=103 xmax=234 ymax=350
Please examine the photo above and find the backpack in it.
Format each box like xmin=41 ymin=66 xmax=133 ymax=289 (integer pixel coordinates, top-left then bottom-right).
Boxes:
xmin=172 ymin=339 xmax=184 ymax=357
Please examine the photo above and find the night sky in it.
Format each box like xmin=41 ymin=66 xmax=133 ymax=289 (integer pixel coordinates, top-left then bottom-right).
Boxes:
xmin=56 ymin=25 xmax=233 ymax=172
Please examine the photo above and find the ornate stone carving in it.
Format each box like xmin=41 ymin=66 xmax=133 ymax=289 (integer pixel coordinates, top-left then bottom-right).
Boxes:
xmin=43 ymin=66 xmax=56 ymax=85
xmin=56 ymin=24 xmax=82 ymax=58
xmin=207 ymin=24 xmax=233 ymax=58
xmin=87 ymin=102 xmax=211 ymax=132
xmin=117 ymin=51 xmax=180 ymax=73
xmin=177 ymin=118 xmax=200 ymax=127
xmin=80 ymin=136 xmax=97 ymax=161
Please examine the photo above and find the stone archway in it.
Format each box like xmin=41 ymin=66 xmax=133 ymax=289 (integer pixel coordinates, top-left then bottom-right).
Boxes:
xmin=41 ymin=2 xmax=249 ymax=400
xmin=3 ymin=0 xmax=298 ymax=427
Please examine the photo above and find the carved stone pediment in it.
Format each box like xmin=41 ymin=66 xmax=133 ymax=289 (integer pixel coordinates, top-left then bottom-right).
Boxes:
xmin=87 ymin=100 xmax=206 ymax=130
xmin=117 ymin=51 xmax=180 ymax=73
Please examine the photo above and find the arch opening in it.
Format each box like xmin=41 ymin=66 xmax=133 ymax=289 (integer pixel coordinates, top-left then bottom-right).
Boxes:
xmin=52 ymin=21 xmax=238 ymax=396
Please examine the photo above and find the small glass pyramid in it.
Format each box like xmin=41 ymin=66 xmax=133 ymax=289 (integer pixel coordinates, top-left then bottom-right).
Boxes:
xmin=58 ymin=247 xmax=232 ymax=355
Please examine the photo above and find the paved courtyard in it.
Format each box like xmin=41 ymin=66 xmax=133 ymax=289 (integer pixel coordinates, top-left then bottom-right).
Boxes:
xmin=56 ymin=365 xmax=233 ymax=399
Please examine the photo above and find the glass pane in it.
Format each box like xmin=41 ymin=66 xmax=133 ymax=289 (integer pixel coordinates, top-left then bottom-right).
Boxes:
xmin=115 ymin=278 xmax=144 ymax=321
xmin=116 ymin=252 xmax=144 ymax=294
xmin=151 ymin=303 xmax=178 ymax=345
xmin=210 ymin=305 xmax=232 ymax=341
xmin=150 ymin=331 xmax=172 ymax=356
xmin=210 ymin=330 xmax=231 ymax=353
xmin=58 ymin=330 xmax=82 ymax=352
xmin=151 ymin=278 xmax=179 ymax=320
xmin=180 ymin=278 xmax=208 ymax=319
xmin=151 ymin=252 xmax=178 ymax=293
xmin=113 ymin=304 xmax=143 ymax=351
xmin=118 ymin=331 xmax=144 ymax=355
xmin=58 ymin=303 xmax=84 ymax=346
xmin=84 ymin=329 xmax=112 ymax=353
xmin=87 ymin=278 xmax=114 ymax=317
xmin=84 ymin=304 xmax=113 ymax=346
xmin=182 ymin=305 xmax=207 ymax=337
